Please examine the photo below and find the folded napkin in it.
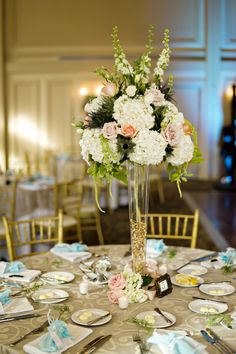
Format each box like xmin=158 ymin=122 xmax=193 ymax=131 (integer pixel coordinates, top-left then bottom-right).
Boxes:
xmin=2 ymin=297 xmax=34 ymax=315
xmin=23 ymin=324 xmax=92 ymax=354
xmin=146 ymin=239 xmax=168 ymax=257
xmin=147 ymin=331 xmax=207 ymax=354
xmin=0 ymin=289 xmax=11 ymax=306
xmin=1 ymin=270 xmax=41 ymax=284
xmin=0 ymin=261 xmax=25 ymax=274
xmin=201 ymin=247 xmax=236 ymax=269
xmin=51 ymin=244 xmax=91 ymax=263
xmin=52 ymin=243 xmax=87 ymax=253
xmin=219 ymin=247 xmax=236 ymax=265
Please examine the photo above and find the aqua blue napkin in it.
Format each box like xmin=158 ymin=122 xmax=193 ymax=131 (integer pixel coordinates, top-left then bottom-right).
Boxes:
xmin=39 ymin=320 xmax=73 ymax=352
xmin=146 ymin=239 xmax=167 ymax=256
xmin=53 ymin=243 xmax=87 ymax=253
xmin=219 ymin=247 xmax=236 ymax=265
xmin=0 ymin=289 xmax=11 ymax=305
xmin=147 ymin=332 xmax=201 ymax=354
xmin=4 ymin=261 xmax=25 ymax=274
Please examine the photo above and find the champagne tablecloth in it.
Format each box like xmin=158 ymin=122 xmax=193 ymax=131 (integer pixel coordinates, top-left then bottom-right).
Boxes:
xmin=0 ymin=245 xmax=236 ymax=354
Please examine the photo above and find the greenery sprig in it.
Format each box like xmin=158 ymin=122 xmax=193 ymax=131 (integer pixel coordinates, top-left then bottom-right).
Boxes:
xmin=129 ymin=317 xmax=153 ymax=333
xmin=204 ymin=313 xmax=233 ymax=328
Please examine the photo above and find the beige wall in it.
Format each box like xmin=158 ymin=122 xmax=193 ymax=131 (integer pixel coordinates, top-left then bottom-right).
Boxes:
xmin=1 ymin=0 xmax=236 ymax=178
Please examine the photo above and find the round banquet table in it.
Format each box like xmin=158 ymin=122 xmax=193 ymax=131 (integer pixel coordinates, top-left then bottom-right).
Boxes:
xmin=0 ymin=245 xmax=236 ymax=354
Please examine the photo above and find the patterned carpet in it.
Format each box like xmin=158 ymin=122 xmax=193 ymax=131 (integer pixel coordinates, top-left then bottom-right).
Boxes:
xmin=82 ymin=179 xmax=219 ymax=251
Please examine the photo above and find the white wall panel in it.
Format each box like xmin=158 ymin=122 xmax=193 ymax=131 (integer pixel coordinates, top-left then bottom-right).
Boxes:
xmin=8 ymin=79 xmax=40 ymax=170
xmin=221 ymin=0 xmax=236 ymax=52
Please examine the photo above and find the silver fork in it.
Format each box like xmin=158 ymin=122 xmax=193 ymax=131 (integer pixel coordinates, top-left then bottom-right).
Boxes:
xmin=9 ymin=319 xmax=48 ymax=346
xmin=154 ymin=307 xmax=173 ymax=324
xmin=133 ymin=334 xmax=145 ymax=354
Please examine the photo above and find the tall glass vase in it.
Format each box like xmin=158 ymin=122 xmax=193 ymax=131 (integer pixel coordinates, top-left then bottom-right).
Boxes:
xmin=128 ymin=162 xmax=150 ymax=274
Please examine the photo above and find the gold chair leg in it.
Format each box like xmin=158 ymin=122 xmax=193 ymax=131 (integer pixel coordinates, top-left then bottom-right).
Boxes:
xmin=77 ymin=219 xmax=83 ymax=243
xmin=96 ymin=213 xmax=104 ymax=245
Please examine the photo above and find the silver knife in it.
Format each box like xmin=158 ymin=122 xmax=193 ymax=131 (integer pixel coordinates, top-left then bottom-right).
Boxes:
xmin=206 ymin=328 xmax=235 ymax=354
xmin=86 ymin=312 xmax=110 ymax=325
xmin=175 ymin=252 xmax=218 ymax=271
xmin=78 ymin=334 xmax=112 ymax=354
xmin=200 ymin=330 xmax=228 ymax=354
xmin=0 ymin=313 xmax=41 ymax=323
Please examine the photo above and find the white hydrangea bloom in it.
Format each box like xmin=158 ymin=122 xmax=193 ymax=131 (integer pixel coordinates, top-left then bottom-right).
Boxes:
xmin=80 ymin=128 xmax=120 ymax=164
xmin=126 ymin=85 xmax=137 ymax=97
xmin=80 ymin=128 xmax=104 ymax=163
xmin=84 ymin=96 xmax=104 ymax=114
xmin=129 ymin=129 xmax=167 ymax=165
xmin=113 ymin=95 xmax=154 ymax=131
xmin=161 ymin=103 xmax=185 ymax=128
xmin=124 ymin=288 xmax=148 ymax=303
xmin=167 ymin=135 xmax=194 ymax=166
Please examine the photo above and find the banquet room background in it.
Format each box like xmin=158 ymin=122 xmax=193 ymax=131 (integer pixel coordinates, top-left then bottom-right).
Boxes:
xmin=0 ymin=0 xmax=236 ymax=251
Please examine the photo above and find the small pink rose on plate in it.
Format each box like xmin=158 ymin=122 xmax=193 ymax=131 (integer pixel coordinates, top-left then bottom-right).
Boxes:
xmin=108 ymin=273 xmax=126 ymax=290
xmin=107 ymin=289 xmax=124 ymax=304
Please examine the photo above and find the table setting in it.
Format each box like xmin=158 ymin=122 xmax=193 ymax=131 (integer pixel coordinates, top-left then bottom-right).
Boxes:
xmin=0 ymin=242 xmax=236 ymax=354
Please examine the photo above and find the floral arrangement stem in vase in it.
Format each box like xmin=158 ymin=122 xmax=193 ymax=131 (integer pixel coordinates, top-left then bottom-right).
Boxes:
xmin=128 ymin=162 xmax=149 ymax=273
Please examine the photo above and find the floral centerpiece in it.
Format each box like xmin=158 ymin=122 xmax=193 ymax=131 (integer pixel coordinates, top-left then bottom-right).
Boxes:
xmin=74 ymin=26 xmax=203 ymax=273
xmin=107 ymin=265 xmax=149 ymax=304
xmin=75 ymin=26 xmax=202 ymax=192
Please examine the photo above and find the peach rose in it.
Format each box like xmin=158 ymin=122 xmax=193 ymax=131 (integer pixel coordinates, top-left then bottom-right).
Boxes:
xmin=101 ymin=83 xmax=117 ymax=97
xmin=120 ymin=124 xmax=137 ymax=138
xmin=107 ymin=289 xmax=124 ymax=304
xmin=183 ymin=122 xmax=193 ymax=135
xmin=102 ymin=122 xmax=118 ymax=139
xmin=108 ymin=274 xmax=126 ymax=290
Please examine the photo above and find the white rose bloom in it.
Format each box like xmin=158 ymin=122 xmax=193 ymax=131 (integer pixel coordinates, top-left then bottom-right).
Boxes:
xmin=84 ymin=95 xmax=104 ymax=114
xmin=126 ymin=85 xmax=137 ymax=97
xmin=129 ymin=129 xmax=167 ymax=165
xmin=80 ymin=128 xmax=120 ymax=164
xmin=167 ymin=135 xmax=194 ymax=166
xmin=113 ymin=95 xmax=154 ymax=131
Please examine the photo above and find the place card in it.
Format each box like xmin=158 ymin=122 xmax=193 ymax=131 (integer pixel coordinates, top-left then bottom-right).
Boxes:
xmin=155 ymin=273 xmax=172 ymax=298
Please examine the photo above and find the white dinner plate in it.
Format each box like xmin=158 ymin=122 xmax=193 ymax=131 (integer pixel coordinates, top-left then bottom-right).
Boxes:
xmin=71 ymin=308 xmax=112 ymax=326
xmin=136 ymin=310 xmax=176 ymax=329
xmin=177 ymin=264 xmax=208 ymax=276
xmin=188 ymin=299 xmax=228 ymax=314
xmin=199 ymin=283 xmax=235 ymax=296
xmin=41 ymin=271 xmax=75 ymax=283
xmin=171 ymin=274 xmax=204 ymax=288
xmin=32 ymin=288 xmax=69 ymax=304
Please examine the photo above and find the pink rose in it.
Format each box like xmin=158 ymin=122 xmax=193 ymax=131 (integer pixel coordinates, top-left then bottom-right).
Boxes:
xmin=102 ymin=122 xmax=118 ymax=139
xmin=83 ymin=115 xmax=91 ymax=127
xmin=145 ymin=86 xmax=165 ymax=107
xmin=183 ymin=122 xmax=193 ymax=135
xmin=120 ymin=124 xmax=137 ymax=138
xmin=101 ymin=83 xmax=117 ymax=97
xmin=162 ymin=123 xmax=183 ymax=146
xmin=108 ymin=273 xmax=126 ymax=290
xmin=107 ymin=289 xmax=124 ymax=304
xmin=146 ymin=259 xmax=159 ymax=278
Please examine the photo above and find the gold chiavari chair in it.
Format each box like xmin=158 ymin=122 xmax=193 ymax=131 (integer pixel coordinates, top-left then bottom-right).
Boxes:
xmin=146 ymin=209 xmax=199 ymax=248
xmin=3 ymin=210 xmax=63 ymax=261
xmin=0 ymin=180 xmax=17 ymax=253
xmin=54 ymin=179 xmax=104 ymax=244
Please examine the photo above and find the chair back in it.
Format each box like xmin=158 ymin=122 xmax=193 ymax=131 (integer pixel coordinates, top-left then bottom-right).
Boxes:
xmin=146 ymin=209 xmax=199 ymax=248
xmin=3 ymin=210 xmax=63 ymax=261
